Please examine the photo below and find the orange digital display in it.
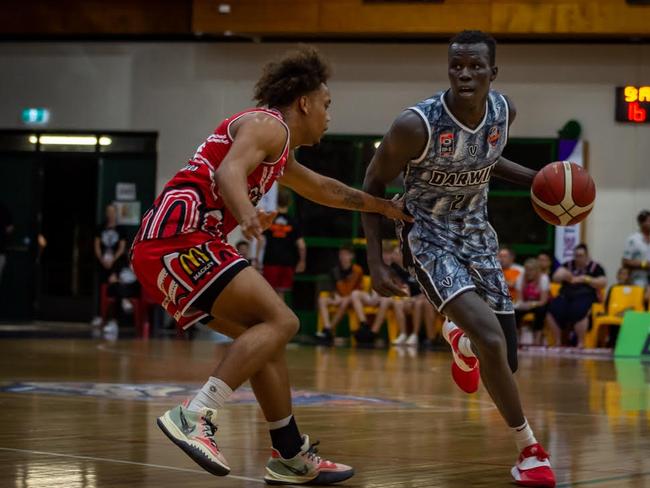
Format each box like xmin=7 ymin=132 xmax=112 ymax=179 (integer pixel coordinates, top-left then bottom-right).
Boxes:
xmin=616 ymin=86 xmax=649 ymax=123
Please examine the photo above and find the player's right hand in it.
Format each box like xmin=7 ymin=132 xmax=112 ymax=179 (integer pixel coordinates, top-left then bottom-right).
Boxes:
xmin=240 ymin=213 xmax=263 ymax=240
xmin=369 ymin=262 xmax=409 ymax=297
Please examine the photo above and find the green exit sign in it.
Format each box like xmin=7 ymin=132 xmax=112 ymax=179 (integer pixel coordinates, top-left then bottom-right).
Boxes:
xmin=22 ymin=108 xmax=50 ymax=125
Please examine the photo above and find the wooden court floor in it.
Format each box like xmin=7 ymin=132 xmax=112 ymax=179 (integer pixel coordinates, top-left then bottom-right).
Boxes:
xmin=1 ymin=338 xmax=649 ymax=488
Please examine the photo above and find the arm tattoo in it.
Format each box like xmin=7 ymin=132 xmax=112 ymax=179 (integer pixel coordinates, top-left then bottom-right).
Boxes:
xmin=328 ymin=181 xmax=364 ymax=209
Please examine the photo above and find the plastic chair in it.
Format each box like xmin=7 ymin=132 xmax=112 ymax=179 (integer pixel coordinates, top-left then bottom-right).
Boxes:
xmin=585 ymin=285 xmax=646 ymax=348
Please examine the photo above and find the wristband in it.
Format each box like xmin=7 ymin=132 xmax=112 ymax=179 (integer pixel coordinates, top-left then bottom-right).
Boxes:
xmin=585 ymin=276 xmax=592 ymax=284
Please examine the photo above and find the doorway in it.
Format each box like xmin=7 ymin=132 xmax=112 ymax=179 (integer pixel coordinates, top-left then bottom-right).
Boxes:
xmin=37 ymin=155 xmax=98 ymax=321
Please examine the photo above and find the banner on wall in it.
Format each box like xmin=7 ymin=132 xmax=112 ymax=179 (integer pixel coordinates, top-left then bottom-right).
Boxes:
xmin=554 ymin=140 xmax=585 ymax=265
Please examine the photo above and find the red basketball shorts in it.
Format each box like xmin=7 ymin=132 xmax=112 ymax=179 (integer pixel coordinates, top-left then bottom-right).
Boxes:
xmin=262 ymin=265 xmax=295 ymax=292
xmin=131 ymin=232 xmax=249 ymax=329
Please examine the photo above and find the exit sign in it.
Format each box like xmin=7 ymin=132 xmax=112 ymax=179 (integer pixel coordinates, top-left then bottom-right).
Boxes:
xmin=22 ymin=107 xmax=50 ymax=125
xmin=615 ymin=86 xmax=649 ymax=123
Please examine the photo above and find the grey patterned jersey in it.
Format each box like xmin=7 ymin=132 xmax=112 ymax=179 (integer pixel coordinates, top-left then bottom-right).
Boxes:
xmin=399 ymin=89 xmax=513 ymax=312
xmin=404 ymin=89 xmax=509 ymax=256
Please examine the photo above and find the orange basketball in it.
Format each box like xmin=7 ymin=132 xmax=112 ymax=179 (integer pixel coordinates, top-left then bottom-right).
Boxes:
xmin=530 ymin=161 xmax=596 ymax=226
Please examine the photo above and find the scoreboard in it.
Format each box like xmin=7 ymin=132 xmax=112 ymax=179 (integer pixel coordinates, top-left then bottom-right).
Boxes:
xmin=616 ymin=86 xmax=650 ymax=123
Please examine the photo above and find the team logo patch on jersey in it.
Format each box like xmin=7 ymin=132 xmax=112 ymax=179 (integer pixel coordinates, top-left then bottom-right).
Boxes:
xmin=488 ymin=126 xmax=501 ymax=147
xmin=439 ymin=132 xmax=455 ymax=157
xmin=467 ymin=144 xmax=479 ymax=158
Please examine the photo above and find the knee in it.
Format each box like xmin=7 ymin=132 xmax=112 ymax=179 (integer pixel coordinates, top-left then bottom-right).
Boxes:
xmin=277 ymin=312 xmax=300 ymax=339
xmin=474 ymin=331 xmax=506 ymax=358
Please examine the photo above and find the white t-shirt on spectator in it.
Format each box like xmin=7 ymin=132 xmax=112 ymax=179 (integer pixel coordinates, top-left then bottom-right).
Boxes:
xmin=623 ymin=232 xmax=650 ymax=287
xmin=515 ymin=273 xmax=550 ymax=305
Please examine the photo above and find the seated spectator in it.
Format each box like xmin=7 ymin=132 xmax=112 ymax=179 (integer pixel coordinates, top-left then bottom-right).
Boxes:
xmin=622 ymin=209 xmax=650 ymax=302
xmin=316 ymin=245 xmax=363 ymax=345
xmin=236 ymin=240 xmax=252 ymax=261
xmin=498 ymin=246 xmax=524 ymax=302
xmin=537 ymin=251 xmax=554 ymax=277
xmin=387 ymin=245 xmax=439 ymax=348
xmin=258 ymin=188 xmax=306 ymax=301
xmin=514 ymin=258 xmax=550 ymax=346
xmin=353 ymin=242 xmax=408 ymax=347
xmin=546 ymin=244 xmax=607 ymax=348
xmin=101 ymin=257 xmax=141 ymax=340
xmin=599 ymin=267 xmax=633 ymax=348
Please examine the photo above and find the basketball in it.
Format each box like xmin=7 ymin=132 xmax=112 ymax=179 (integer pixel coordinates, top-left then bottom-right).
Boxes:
xmin=530 ymin=161 xmax=596 ymax=226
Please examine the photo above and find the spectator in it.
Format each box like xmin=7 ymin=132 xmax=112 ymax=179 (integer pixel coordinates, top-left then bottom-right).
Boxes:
xmin=546 ymin=244 xmax=607 ymax=348
xmin=537 ymin=252 xmax=554 ymax=277
xmin=258 ymin=188 xmax=306 ymax=300
xmin=498 ymin=246 xmax=524 ymax=302
xmin=0 ymin=201 xmax=13 ymax=286
xmin=102 ymin=258 xmax=141 ymax=340
xmin=316 ymin=245 xmax=363 ymax=345
xmin=93 ymin=204 xmax=126 ymax=328
xmin=387 ymin=245 xmax=439 ymax=348
xmin=236 ymin=240 xmax=252 ymax=261
xmin=514 ymin=258 xmax=550 ymax=346
xmin=598 ymin=267 xmax=633 ymax=348
xmin=353 ymin=242 xmax=403 ymax=347
xmin=622 ymin=209 xmax=650 ymax=299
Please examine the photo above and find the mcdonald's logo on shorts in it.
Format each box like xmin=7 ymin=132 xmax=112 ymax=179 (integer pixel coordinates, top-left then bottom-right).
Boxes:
xmin=178 ymin=245 xmax=217 ymax=284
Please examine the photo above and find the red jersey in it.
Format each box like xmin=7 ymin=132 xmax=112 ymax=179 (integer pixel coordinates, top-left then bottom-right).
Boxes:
xmin=135 ymin=108 xmax=290 ymax=244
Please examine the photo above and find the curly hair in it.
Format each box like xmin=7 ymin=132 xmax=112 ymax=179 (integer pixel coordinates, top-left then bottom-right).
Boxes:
xmin=254 ymin=45 xmax=331 ymax=108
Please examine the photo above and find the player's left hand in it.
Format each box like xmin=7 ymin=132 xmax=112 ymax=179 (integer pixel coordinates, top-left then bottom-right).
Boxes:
xmin=257 ymin=209 xmax=278 ymax=231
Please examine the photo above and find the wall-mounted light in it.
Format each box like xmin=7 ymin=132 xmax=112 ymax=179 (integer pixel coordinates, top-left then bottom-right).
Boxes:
xmin=27 ymin=135 xmax=113 ymax=146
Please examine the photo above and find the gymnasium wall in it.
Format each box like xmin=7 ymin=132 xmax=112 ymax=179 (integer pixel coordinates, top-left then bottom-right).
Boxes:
xmin=0 ymin=41 xmax=648 ymax=277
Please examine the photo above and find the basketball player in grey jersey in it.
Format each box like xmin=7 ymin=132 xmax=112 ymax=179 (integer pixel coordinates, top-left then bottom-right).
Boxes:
xmin=362 ymin=31 xmax=556 ymax=487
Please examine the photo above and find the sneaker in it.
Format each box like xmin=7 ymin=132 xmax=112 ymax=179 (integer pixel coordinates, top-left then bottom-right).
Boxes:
xmin=511 ymin=443 xmax=556 ymax=487
xmin=442 ymin=320 xmax=480 ymax=394
xmin=315 ymin=328 xmax=333 ymax=346
xmin=90 ymin=316 xmax=103 ymax=328
xmin=392 ymin=333 xmax=407 ymax=345
xmin=156 ymin=402 xmax=230 ymax=476
xmin=103 ymin=320 xmax=119 ymax=341
xmin=264 ymin=434 xmax=354 ymax=485
xmin=354 ymin=324 xmax=376 ymax=344
xmin=405 ymin=333 xmax=418 ymax=346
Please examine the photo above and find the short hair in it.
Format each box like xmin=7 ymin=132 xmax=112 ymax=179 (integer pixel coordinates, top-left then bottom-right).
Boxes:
xmin=637 ymin=209 xmax=650 ymax=225
xmin=254 ymin=45 xmax=331 ymax=108
xmin=277 ymin=187 xmax=292 ymax=208
xmin=339 ymin=244 xmax=354 ymax=254
xmin=575 ymin=243 xmax=588 ymax=254
xmin=499 ymin=246 xmax=515 ymax=257
xmin=449 ymin=30 xmax=497 ymax=66
xmin=236 ymin=240 xmax=249 ymax=249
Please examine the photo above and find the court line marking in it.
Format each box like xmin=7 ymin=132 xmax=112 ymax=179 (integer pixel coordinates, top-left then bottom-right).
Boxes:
xmin=0 ymin=446 xmax=264 ymax=483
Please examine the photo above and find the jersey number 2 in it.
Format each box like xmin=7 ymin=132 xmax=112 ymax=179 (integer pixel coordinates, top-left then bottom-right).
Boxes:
xmin=449 ymin=194 xmax=466 ymax=210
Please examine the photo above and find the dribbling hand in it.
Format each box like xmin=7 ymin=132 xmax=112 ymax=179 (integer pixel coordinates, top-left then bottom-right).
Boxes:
xmin=257 ymin=209 xmax=278 ymax=231
xmin=370 ymin=262 xmax=409 ymax=297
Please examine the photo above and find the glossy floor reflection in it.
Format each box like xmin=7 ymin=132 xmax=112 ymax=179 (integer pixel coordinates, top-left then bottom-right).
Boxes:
xmin=1 ymin=339 xmax=649 ymax=487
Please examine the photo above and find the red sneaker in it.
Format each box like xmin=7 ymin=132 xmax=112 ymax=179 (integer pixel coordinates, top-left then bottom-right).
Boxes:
xmin=442 ymin=321 xmax=480 ymax=394
xmin=511 ymin=443 xmax=556 ymax=487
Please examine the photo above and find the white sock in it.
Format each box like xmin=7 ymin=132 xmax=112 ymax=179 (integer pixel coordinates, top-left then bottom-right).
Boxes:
xmin=458 ymin=336 xmax=476 ymax=358
xmin=513 ymin=418 xmax=538 ymax=451
xmin=268 ymin=414 xmax=293 ymax=430
xmin=188 ymin=376 xmax=233 ymax=412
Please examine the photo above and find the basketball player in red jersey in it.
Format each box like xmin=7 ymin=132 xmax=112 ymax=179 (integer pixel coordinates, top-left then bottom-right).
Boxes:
xmin=131 ymin=46 xmax=409 ymax=485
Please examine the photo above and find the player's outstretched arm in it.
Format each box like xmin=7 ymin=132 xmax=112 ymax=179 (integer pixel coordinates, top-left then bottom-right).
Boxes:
xmin=493 ymin=157 xmax=537 ymax=187
xmin=279 ymin=153 xmax=411 ymax=221
xmin=493 ymin=94 xmax=537 ymax=187
xmin=362 ymin=110 xmax=427 ymax=296
xmin=214 ymin=114 xmax=287 ymax=239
